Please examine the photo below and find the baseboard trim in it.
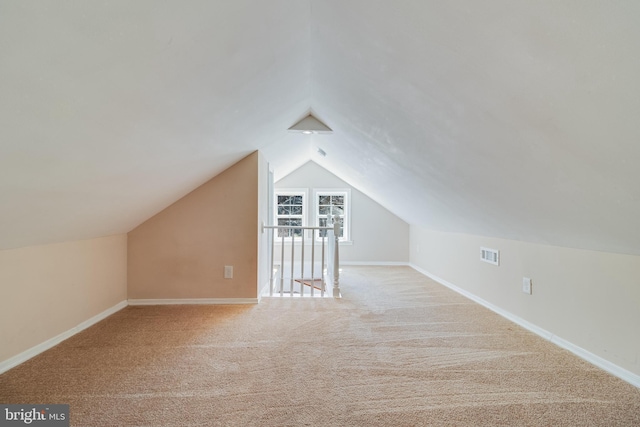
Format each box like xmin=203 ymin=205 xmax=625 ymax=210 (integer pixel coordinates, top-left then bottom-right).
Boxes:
xmin=128 ymin=298 xmax=258 ymax=306
xmin=341 ymin=261 xmax=410 ymax=266
xmin=0 ymin=300 xmax=128 ymax=375
xmin=409 ymin=263 xmax=640 ymax=389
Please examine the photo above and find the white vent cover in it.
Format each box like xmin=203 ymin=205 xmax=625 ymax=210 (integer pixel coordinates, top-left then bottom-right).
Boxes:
xmin=480 ymin=247 xmax=500 ymax=266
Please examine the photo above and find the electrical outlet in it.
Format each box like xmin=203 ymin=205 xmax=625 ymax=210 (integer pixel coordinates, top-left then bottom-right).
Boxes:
xmin=224 ymin=266 xmax=233 ymax=279
xmin=522 ymin=277 xmax=532 ymax=295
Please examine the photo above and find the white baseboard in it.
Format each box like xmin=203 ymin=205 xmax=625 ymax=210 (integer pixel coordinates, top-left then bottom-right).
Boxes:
xmin=409 ymin=263 xmax=640 ymax=389
xmin=128 ymin=298 xmax=258 ymax=306
xmin=341 ymin=261 xmax=410 ymax=266
xmin=0 ymin=300 xmax=128 ymax=375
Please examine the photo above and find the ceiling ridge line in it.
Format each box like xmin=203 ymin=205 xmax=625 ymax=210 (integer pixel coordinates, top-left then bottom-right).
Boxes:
xmin=308 ymin=0 xmax=314 ymax=102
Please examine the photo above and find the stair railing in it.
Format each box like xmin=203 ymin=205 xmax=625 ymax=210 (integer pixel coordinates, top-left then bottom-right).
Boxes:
xmin=262 ymin=216 xmax=341 ymax=298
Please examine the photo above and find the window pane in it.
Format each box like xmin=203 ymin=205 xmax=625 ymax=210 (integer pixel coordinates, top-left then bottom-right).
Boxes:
xmin=277 ymin=195 xmax=290 ymax=205
xmin=278 ymin=206 xmax=290 ymax=215
xmin=315 ymin=192 xmax=347 ymax=240
xmin=277 ymin=218 xmax=302 ymax=238
xmin=318 ymin=217 xmax=328 ymax=237
xmin=277 ymin=195 xmax=304 ymax=206
xmin=276 ymin=192 xmax=305 ymax=237
xmin=279 ymin=229 xmax=294 ymax=238
xmin=278 ymin=228 xmax=303 ymax=238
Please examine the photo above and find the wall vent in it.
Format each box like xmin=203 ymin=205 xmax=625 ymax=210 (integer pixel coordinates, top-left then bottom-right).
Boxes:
xmin=480 ymin=247 xmax=499 ymax=266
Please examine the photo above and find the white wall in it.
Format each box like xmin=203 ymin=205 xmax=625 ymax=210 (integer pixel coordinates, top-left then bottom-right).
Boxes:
xmin=0 ymin=235 xmax=128 ymax=370
xmin=410 ymin=226 xmax=640 ymax=382
xmin=257 ymin=151 xmax=271 ymax=296
xmin=275 ymin=161 xmax=409 ymax=263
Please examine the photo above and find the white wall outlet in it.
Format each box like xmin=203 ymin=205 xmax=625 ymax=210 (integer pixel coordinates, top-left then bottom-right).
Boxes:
xmin=224 ymin=265 xmax=233 ymax=279
xmin=522 ymin=277 xmax=532 ymax=295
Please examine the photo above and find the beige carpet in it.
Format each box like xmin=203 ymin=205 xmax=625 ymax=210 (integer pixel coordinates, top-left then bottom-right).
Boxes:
xmin=1 ymin=266 xmax=639 ymax=426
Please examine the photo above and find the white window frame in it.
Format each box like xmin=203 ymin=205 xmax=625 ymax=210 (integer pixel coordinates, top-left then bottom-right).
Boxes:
xmin=313 ymin=188 xmax=351 ymax=243
xmin=274 ymin=188 xmax=308 ymax=240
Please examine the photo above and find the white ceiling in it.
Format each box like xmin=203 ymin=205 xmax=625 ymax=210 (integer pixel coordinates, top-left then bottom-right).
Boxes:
xmin=2 ymin=1 xmax=640 ymax=255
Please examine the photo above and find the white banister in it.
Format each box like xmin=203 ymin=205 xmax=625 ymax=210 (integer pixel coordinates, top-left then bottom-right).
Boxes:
xmin=290 ymin=232 xmax=295 ymax=297
xmin=301 ymin=232 xmax=305 ymax=295
xmin=262 ymin=223 xmax=341 ymax=298
xmin=321 ymin=232 xmax=326 ymax=296
xmin=269 ymin=223 xmax=275 ymax=297
xmin=280 ymin=232 xmax=285 ymax=297
xmin=310 ymin=231 xmax=315 ymax=297
xmin=331 ymin=216 xmax=341 ymax=298
xmin=325 ymin=216 xmax=341 ymax=299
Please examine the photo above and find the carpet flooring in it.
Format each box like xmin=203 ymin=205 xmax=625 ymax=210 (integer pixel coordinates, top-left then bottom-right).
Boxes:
xmin=1 ymin=266 xmax=639 ymax=426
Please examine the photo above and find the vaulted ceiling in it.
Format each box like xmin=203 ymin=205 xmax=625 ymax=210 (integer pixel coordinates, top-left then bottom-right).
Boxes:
xmin=1 ymin=1 xmax=639 ymax=255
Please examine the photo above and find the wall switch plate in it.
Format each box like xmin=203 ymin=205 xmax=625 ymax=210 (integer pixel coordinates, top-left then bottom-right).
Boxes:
xmin=522 ymin=277 xmax=532 ymax=295
xmin=224 ymin=266 xmax=233 ymax=279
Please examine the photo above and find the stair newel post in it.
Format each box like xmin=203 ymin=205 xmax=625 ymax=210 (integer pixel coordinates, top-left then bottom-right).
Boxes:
xmin=332 ymin=215 xmax=341 ymax=298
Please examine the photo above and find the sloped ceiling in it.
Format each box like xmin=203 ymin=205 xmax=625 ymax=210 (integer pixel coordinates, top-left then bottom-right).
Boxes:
xmin=1 ymin=1 xmax=639 ymax=255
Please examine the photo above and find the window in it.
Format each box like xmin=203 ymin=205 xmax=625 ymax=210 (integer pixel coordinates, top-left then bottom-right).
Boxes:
xmin=274 ymin=190 xmax=306 ymax=238
xmin=314 ymin=189 xmax=350 ymax=242
xmin=273 ymin=188 xmax=351 ymax=243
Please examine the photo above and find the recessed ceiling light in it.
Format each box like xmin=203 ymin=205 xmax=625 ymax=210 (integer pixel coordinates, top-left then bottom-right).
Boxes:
xmin=288 ymin=113 xmax=333 ymax=134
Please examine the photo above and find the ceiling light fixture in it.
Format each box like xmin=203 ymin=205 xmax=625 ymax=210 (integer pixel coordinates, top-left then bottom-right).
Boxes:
xmin=288 ymin=113 xmax=333 ymax=134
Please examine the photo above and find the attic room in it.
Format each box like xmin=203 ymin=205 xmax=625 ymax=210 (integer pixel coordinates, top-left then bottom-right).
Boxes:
xmin=1 ymin=1 xmax=639 ymax=425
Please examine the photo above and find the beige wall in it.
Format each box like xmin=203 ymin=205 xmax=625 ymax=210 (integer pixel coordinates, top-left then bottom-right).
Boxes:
xmin=128 ymin=152 xmax=260 ymax=300
xmin=410 ymin=226 xmax=640 ymax=377
xmin=0 ymin=235 xmax=127 ymax=364
xmin=275 ymin=161 xmax=409 ymax=262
